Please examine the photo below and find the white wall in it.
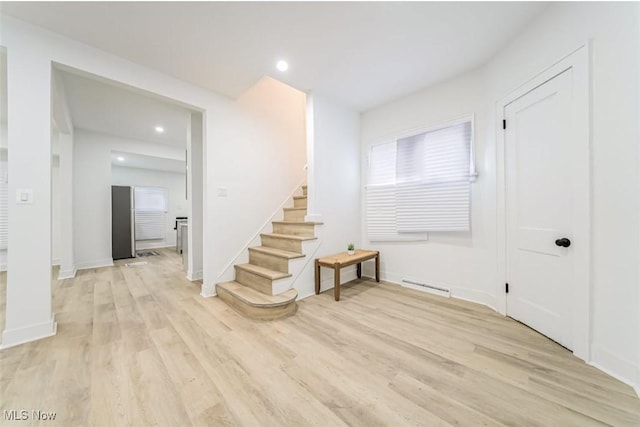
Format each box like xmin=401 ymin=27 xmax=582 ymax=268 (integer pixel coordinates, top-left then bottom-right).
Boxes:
xmin=361 ymin=70 xmax=494 ymax=305
xmin=361 ymin=2 xmax=640 ymax=389
xmin=111 ymin=165 xmax=187 ymax=249
xmin=296 ymin=93 xmax=361 ymax=299
xmin=74 ymin=130 xmax=186 ymax=268
xmin=51 ymin=153 xmax=60 ymax=264
xmin=0 ymin=123 xmax=6 ymax=270
xmin=204 ymin=77 xmax=307 ymax=295
xmin=0 ymin=15 xmax=312 ymax=345
xmin=1 ymin=27 xmax=56 ymax=348
xmin=187 ymin=113 xmax=203 ymax=281
xmin=56 ymin=132 xmax=75 ymax=279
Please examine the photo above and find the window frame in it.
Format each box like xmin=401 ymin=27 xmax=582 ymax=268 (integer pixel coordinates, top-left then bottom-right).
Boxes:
xmin=365 ymin=114 xmax=476 ymax=242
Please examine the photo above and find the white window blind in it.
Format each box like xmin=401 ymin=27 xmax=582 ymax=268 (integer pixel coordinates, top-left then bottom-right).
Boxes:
xmin=367 ymin=142 xmax=399 ymax=241
xmin=134 ymin=186 xmax=167 ymax=241
xmin=366 ymin=119 xmax=474 ymax=241
xmin=367 ymin=142 xmax=427 ymax=242
xmin=0 ymin=159 xmax=7 ymax=250
xmin=396 ymin=121 xmax=472 ymax=231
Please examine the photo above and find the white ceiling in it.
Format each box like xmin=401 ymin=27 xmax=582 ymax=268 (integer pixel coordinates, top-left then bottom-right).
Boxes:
xmin=2 ymin=2 xmax=547 ymax=111
xmin=111 ymin=151 xmax=185 ymax=174
xmin=59 ymin=70 xmax=191 ymax=148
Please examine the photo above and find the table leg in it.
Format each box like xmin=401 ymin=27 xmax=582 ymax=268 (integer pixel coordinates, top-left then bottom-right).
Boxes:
xmin=375 ymin=253 xmax=380 ymax=282
xmin=334 ymin=265 xmax=341 ymax=301
xmin=357 ymin=262 xmax=362 ymax=279
xmin=315 ymin=260 xmax=320 ymax=294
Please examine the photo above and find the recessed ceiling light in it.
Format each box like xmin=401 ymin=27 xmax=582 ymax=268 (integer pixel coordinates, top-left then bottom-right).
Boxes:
xmin=155 ymin=126 xmax=165 ymax=133
xmin=276 ymin=60 xmax=289 ymax=72
xmin=117 ymin=156 xmax=125 ymax=162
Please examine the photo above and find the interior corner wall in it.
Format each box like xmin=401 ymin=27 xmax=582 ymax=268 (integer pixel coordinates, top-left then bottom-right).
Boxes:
xmin=51 ymin=143 xmax=61 ymax=265
xmin=111 ymin=165 xmax=187 ymax=249
xmin=57 ymin=131 xmax=75 ymax=278
xmin=73 ymin=131 xmax=113 ymax=269
xmin=188 ymin=113 xmax=203 ymax=282
xmin=294 ymin=93 xmax=361 ymax=299
xmin=0 ymin=121 xmax=7 ymax=270
xmin=361 ymin=2 xmax=640 ymax=388
xmin=485 ymin=1 xmax=640 ymax=389
xmin=361 ymin=70 xmax=494 ymax=307
xmin=73 ymin=130 xmax=186 ymax=269
xmin=204 ymin=77 xmax=307 ymax=295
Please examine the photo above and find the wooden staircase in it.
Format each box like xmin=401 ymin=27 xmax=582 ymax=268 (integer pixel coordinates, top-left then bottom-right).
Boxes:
xmin=216 ymin=185 xmax=321 ymax=320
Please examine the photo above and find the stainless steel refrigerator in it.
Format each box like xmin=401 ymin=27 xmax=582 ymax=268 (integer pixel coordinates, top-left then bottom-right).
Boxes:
xmin=111 ymin=185 xmax=135 ymax=260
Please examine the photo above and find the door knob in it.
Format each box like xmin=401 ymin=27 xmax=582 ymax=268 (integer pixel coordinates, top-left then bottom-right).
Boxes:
xmin=555 ymin=238 xmax=571 ymax=247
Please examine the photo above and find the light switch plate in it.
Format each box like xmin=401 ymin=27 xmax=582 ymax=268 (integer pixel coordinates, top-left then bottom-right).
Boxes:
xmin=217 ymin=187 xmax=228 ymax=197
xmin=16 ymin=189 xmax=33 ymax=204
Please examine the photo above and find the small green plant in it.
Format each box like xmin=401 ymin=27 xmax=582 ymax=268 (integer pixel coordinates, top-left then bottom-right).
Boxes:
xmin=347 ymin=243 xmax=355 ymax=251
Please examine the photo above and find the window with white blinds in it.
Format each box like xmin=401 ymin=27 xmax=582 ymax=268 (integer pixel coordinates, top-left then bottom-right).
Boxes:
xmin=0 ymin=159 xmax=7 ymax=250
xmin=366 ymin=119 xmax=474 ymax=241
xmin=134 ymin=186 xmax=167 ymax=241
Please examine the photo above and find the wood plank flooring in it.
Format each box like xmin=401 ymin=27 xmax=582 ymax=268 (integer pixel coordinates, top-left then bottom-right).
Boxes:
xmin=1 ymin=248 xmax=639 ymax=426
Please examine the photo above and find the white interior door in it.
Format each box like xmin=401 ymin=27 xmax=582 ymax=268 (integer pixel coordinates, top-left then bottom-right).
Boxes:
xmin=504 ymin=69 xmax=576 ymax=350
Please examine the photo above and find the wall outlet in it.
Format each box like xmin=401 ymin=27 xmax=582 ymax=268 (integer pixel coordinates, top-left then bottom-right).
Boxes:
xmin=217 ymin=187 xmax=228 ymax=197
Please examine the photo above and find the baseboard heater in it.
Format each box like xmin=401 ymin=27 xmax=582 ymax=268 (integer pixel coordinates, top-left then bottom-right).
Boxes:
xmin=402 ymin=279 xmax=451 ymax=297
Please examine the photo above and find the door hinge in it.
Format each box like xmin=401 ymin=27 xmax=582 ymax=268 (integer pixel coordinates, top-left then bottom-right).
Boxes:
xmin=505 ymin=282 xmax=509 ymax=293
xmin=502 ymin=119 xmax=506 ymax=130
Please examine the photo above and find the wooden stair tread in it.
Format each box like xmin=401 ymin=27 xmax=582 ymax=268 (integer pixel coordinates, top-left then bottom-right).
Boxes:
xmin=217 ymin=281 xmax=297 ymax=307
xmin=293 ymin=195 xmax=307 ymax=200
xmin=261 ymin=233 xmax=318 ymax=241
xmin=283 ymin=207 xmax=307 ymax=211
xmin=248 ymin=246 xmax=305 ymax=259
xmin=235 ymin=263 xmax=291 ymax=280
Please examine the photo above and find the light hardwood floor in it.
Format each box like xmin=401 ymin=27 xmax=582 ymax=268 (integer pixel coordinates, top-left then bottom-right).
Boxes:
xmin=1 ymin=249 xmax=639 ymax=426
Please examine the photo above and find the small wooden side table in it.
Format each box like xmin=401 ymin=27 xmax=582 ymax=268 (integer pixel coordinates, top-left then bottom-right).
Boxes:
xmin=315 ymin=250 xmax=380 ymax=301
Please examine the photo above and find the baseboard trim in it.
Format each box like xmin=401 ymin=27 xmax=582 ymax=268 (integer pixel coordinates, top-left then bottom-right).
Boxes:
xmin=297 ymin=290 xmax=316 ymax=301
xmin=304 ymin=213 xmax=324 ymax=222
xmin=200 ymin=283 xmax=216 ymax=298
xmin=315 ymin=267 xmax=358 ymax=293
xmin=135 ymin=241 xmax=175 ymax=250
xmin=76 ymin=259 xmax=114 ymax=270
xmin=378 ymin=270 xmax=496 ymax=310
xmin=187 ymin=269 xmax=203 ymax=281
xmin=1 ymin=316 xmax=57 ymax=350
xmin=58 ymin=266 xmax=77 ymax=280
xmin=590 ymin=344 xmax=637 ymax=390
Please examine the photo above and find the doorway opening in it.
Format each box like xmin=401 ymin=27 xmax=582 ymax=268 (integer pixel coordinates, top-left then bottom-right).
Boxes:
xmin=50 ymin=65 xmax=204 ymax=282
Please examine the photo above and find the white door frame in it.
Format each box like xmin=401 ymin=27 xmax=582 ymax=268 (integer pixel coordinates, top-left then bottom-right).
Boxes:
xmin=495 ymin=44 xmax=591 ymax=362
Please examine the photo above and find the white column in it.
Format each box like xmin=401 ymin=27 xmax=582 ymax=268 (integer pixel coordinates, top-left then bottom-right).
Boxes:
xmin=1 ymin=48 xmax=56 ymax=348
xmin=188 ymin=112 xmax=203 ymax=284
xmin=58 ymin=132 xmax=75 ymax=279
xmin=304 ymin=92 xmax=322 ymax=222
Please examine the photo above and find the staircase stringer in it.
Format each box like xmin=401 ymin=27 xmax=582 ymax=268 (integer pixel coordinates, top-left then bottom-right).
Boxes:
xmin=215 ymin=178 xmax=306 ymax=285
